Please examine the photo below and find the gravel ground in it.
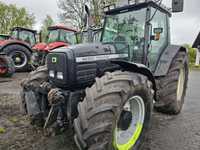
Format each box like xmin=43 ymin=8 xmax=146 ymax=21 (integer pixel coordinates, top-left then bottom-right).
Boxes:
xmin=0 ymin=71 xmax=200 ymax=150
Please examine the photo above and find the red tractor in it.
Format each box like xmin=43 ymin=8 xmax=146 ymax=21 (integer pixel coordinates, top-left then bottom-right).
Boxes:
xmin=31 ymin=26 xmax=78 ymax=69
xmin=0 ymin=27 xmax=37 ymax=72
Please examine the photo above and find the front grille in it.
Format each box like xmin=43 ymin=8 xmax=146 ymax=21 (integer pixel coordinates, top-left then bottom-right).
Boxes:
xmin=76 ymin=63 xmax=97 ymax=85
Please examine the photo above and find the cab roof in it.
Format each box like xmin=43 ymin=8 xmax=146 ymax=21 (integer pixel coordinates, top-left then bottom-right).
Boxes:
xmin=48 ymin=25 xmax=77 ymax=32
xmin=105 ymin=0 xmax=171 ymax=17
xmin=11 ymin=27 xmax=37 ymax=33
xmin=0 ymin=34 xmax=10 ymax=37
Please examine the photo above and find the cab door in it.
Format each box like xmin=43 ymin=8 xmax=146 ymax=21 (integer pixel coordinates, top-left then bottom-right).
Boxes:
xmin=148 ymin=8 xmax=169 ymax=70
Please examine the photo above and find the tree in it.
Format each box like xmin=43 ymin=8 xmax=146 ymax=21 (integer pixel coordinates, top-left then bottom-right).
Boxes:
xmin=41 ymin=15 xmax=54 ymax=42
xmin=0 ymin=2 xmax=35 ymax=34
xmin=58 ymin=0 xmax=117 ymax=29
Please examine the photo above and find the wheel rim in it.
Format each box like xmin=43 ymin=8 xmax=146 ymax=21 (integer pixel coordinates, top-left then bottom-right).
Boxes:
xmin=177 ymin=67 xmax=185 ymax=102
xmin=113 ymin=96 xmax=145 ymax=150
xmin=10 ymin=51 xmax=27 ymax=69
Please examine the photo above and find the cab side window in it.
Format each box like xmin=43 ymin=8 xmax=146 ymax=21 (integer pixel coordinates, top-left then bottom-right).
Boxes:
xmin=148 ymin=8 xmax=168 ymax=70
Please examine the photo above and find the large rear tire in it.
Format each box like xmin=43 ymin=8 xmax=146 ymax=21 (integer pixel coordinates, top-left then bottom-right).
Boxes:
xmin=155 ymin=51 xmax=189 ymax=114
xmin=20 ymin=65 xmax=48 ymax=126
xmin=3 ymin=44 xmax=31 ymax=72
xmin=74 ymin=71 xmax=154 ymax=150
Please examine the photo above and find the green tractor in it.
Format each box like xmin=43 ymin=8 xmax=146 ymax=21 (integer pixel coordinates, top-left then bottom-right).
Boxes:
xmin=21 ymin=0 xmax=188 ymax=150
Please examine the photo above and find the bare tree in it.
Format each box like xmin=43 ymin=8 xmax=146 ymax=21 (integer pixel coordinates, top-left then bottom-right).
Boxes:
xmin=58 ymin=0 xmax=117 ymax=29
xmin=58 ymin=0 xmax=87 ymax=29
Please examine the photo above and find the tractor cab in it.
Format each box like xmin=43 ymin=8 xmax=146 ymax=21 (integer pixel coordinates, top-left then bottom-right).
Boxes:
xmin=10 ymin=27 xmax=37 ymax=47
xmin=31 ymin=25 xmax=78 ymax=69
xmin=100 ymin=0 xmax=174 ymax=71
xmin=33 ymin=26 xmax=78 ymax=52
xmin=46 ymin=26 xmax=77 ymax=45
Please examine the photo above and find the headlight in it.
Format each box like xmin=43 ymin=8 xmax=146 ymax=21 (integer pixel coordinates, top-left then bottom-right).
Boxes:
xmin=49 ymin=70 xmax=55 ymax=78
xmin=57 ymin=72 xmax=64 ymax=80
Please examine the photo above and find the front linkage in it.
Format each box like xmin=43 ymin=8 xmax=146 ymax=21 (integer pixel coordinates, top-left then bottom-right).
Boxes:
xmin=21 ymin=73 xmax=84 ymax=134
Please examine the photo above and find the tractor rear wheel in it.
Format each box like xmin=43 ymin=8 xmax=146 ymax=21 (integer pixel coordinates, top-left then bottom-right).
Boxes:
xmin=74 ymin=71 xmax=154 ymax=150
xmin=20 ymin=65 xmax=48 ymax=126
xmin=4 ymin=44 xmax=31 ymax=72
xmin=155 ymin=51 xmax=188 ymax=114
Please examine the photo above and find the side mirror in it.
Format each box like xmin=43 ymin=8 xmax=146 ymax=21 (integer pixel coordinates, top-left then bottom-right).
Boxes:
xmin=151 ymin=28 xmax=163 ymax=41
xmin=172 ymin=0 xmax=184 ymax=12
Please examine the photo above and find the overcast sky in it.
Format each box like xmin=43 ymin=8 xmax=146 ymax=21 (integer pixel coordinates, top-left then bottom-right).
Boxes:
xmin=2 ymin=0 xmax=200 ymax=45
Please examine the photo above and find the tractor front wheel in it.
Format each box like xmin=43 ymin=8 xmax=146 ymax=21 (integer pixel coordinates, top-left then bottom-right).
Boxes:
xmin=74 ymin=71 xmax=154 ymax=150
xmin=20 ymin=65 xmax=48 ymax=126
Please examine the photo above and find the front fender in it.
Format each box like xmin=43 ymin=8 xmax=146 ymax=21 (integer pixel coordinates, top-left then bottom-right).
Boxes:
xmin=112 ymin=60 xmax=157 ymax=100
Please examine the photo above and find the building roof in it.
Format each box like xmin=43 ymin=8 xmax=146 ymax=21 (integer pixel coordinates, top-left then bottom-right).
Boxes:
xmin=192 ymin=32 xmax=200 ymax=48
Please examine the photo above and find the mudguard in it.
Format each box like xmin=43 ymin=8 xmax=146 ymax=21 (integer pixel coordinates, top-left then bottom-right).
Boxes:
xmin=0 ymin=40 xmax=32 ymax=53
xmin=154 ymin=45 xmax=187 ymax=77
xmin=112 ymin=60 xmax=157 ymax=100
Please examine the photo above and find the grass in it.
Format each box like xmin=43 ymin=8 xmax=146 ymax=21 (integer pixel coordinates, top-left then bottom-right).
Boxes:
xmin=189 ymin=63 xmax=200 ymax=70
xmin=0 ymin=127 xmax=6 ymax=134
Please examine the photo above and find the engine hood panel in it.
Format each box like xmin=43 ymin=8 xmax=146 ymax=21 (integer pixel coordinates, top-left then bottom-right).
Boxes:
xmin=51 ymin=42 xmax=117 ymax=57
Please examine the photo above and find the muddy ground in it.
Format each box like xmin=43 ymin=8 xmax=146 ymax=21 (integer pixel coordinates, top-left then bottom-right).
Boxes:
xmin=0 ymin=71 xmax=200 ymax=150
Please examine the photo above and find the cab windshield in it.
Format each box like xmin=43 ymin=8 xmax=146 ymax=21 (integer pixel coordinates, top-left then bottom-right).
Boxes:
xmin=11 ymin=30 xmax=36 ymax=46
xmin=0 ymin=35 xmax=9 ymax=40
xmin=47 ymin=29 xmax=77 ymax=45
xmin=101 ymin=8 xmax=147 ymax=63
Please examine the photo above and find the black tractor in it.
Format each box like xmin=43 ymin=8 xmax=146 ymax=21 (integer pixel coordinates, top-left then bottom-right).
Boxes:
xmin=21 ymin=0 xmax=188 ymax=150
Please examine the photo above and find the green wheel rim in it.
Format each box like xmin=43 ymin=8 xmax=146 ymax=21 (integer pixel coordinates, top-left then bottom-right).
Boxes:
xmin=177 ymin=67 xmax=185 ymax=102
xmin=113 ymin=96 xmax=145 ymax=150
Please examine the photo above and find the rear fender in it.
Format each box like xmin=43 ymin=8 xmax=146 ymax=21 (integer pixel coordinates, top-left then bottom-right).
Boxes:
xmin=112 ymin=60 xmax=157 ymax=100
xmin=154 ymin=45 xmax=187 ymax=77
xmin=0 ymin=41 xmax=32 ymax=53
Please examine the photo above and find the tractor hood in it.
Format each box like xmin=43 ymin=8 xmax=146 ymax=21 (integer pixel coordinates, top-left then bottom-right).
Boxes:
xmin=52 ymin=42 xmax=119 ymax=57
xmin=47 ymin=42 xmax=128 ymax=89
xmin=33 ymin=41 xmax=69 ymax=52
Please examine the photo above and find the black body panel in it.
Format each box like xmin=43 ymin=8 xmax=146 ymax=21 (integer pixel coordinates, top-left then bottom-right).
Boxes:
xmin=154 ymin=45 xmax=187 ymax=77
xmin=47 ymin=43 xmax=123 ymax=89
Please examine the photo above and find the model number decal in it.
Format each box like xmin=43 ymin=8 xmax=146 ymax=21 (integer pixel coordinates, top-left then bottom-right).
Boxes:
xmin=76 ymin=54 xmax=128 ymax=63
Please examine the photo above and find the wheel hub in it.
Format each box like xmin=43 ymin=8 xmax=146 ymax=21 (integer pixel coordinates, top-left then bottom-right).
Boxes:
xmin=118 ymin=110 xmax=132 ymax=131
xmin=15 ymin=57 xmax=21 ymax=63
xmin=10 ymin=51 xmax=27 ymax=68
